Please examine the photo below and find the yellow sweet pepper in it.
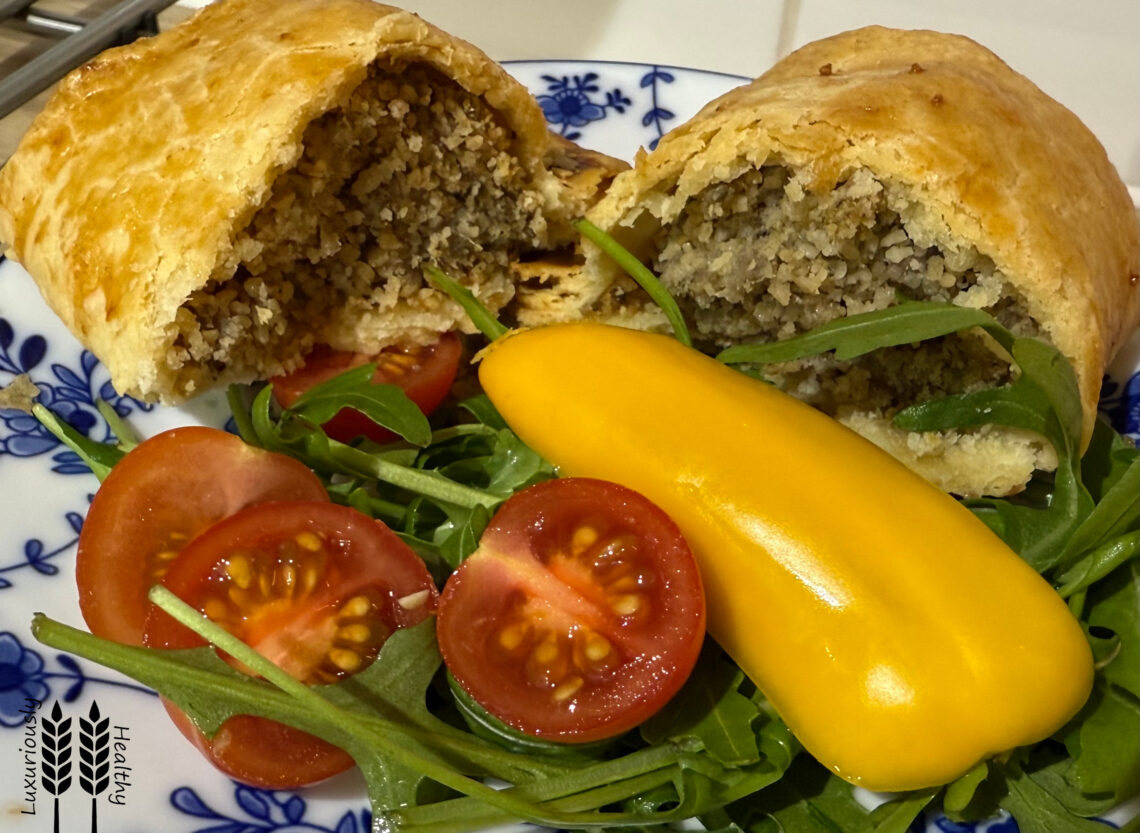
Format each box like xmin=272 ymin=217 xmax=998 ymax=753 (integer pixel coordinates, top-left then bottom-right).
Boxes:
xmin=478 ymin=321 xmax=1094 ymax=792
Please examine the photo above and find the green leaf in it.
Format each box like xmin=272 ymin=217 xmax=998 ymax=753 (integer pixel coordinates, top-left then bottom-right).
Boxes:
xmin=868 ymin=792 xmax=936 ymax=833
xmin=433 ymin=503 xmax=491 ymax=568
xmin=1080 ymin=418 xmax=1139 ymax=501
xmin=484 ymin=429 xmax=555 ymax=495
xmin=285 ymin=363 xmax=432 ymax=446
xmin=717 ymin=301 xmax=1003 ymax=365
xmin=32 ymin=612 xmax=786 ymax=833
xmin=1055 ymin=532 xmax=1140 ymax=599
xmin=244 ymin=382 xmax=502 ymax=510
xmin=31 ymin=614 xmax=629 ymax=829
xmin=446 ymin=673 xmax=616 ymax=762
xmin=423 ymin=265 xmax=509 ymax=341
xmin=226 ymin=384 xmax=261 ymax=445
xmin=641 ymin=644 xmax=762 ymax=767
xmin=741 ymin=756 xmax=884 ymax=833
xmin=324 ymin=621 xmax=558 ymax=807
xmin=227 ymin=378 xmax=554 ymax=576
xmin=943 ymin=761 xmax=989 ymax=813
xmin=94 ymin=399 xmax=142 ymax=450
xmin=1067 ymin=682 xmax=1140 ymax=803
xmin=1012 ymin=337 xmax=1083 ymax=459
xmin=893 ymin=379 xmax=1054 ymax=441
xmin=1020 ymin=751 xmax=1118 ymax=819
xmin=1056 ymin=457 xmax=1140 ymax=571
xmin=33 ymin=403 xmax=124 ymax=481
xmin=998 ymin=758 xmax=1120 ymax=833
xmin=1085 ymin=562 xmax=1140 ymax=698
xmin=460 ymin=394 xmax=509 ymax=430
xmin=575 ymin=218 xmax=692 ymax=347
xmin=715 ymin=300 xmax=1104 ymax=577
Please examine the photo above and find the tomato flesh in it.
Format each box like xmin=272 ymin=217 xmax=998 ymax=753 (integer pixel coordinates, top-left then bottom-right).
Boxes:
xmin=437 ymin=478 xmax=706 ymax=743
xmin=76 ymin=427 xmax=329 ymax=645
xmin=271 ymin=334 xmax=462 ymax=443
xmin=144 ymin=500 xmax=438 ymax=788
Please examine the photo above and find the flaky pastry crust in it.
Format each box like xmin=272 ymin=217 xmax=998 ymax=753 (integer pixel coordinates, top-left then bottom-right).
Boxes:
xmin=0 ymin=0 xmax=625 ymax=401
xmin=579 ymin=26 xmax=1139 ymax=495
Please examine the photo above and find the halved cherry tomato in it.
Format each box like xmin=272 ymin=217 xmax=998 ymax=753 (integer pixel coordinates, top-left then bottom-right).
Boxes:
xmin=271 ymin=334 xmax=463 ymax=443
xmin=437 ymin=478 xmax=706 ymax=743
xmin=143 ymin=500 xmax=438 ymax=788
xmin=76 ymin=427 xmax=328 ymax=645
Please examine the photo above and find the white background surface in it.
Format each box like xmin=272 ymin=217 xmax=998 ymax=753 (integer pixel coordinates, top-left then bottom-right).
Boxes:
xmin=390 ymin=0 xmax=1140 ymax=187
xmin=176 ymin=0 xmax=1140 ymax=187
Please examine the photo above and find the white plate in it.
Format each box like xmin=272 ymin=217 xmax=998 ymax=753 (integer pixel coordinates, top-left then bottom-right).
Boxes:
xmin=1 ymin=59 xmax=1138 ymax=833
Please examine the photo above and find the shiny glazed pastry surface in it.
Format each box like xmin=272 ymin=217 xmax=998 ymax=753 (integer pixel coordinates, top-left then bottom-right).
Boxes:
xmin=578 ymin=26 xmax=1140 ymax=496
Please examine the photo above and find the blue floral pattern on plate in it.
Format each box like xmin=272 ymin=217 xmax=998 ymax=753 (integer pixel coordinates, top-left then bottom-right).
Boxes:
xmin=0 ymin=631 xmax=152 ymax=727
xmin=535 ymin=72 xmax=631 ymax=141
xmin=171 ymin=783 xmax=371 ymax=833
xmin=1 ymin=307 xmax=152 ymax=590
xmin=0 ymin=59 xmax=1136 ymax=833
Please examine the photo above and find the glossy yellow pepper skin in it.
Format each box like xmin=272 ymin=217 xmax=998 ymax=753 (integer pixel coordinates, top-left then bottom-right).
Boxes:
xmin=478 ymin=322 xmax=1094 ymax=792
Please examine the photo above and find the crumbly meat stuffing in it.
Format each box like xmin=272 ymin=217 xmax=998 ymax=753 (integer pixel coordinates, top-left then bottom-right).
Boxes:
xmin=172 ymin=62 xmax=547 ymax=379
xmin=653 ymin=165 xmax=1042 ymax=414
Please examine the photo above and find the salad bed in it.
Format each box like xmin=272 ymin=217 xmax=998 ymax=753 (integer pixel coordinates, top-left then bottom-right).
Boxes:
xmin=26 ymin=275 xmax=1140 ymax=833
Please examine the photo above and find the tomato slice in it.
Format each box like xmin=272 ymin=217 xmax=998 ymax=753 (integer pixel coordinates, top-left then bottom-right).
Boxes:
xmin=76 ymin=427 xmax=329 ymax=645
xmin=143 ymin=500 xmax=439 ymax=788
xmin=437 ymin=478 xmax=706 ymax=743
xmin=271 ymin=334 xmax=463 ymax=443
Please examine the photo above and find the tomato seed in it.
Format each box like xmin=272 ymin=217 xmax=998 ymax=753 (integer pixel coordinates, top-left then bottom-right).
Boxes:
xmin=226 ymin=555 xmax=253 ymax=589
xmin=157 ymin=549 xmax=180 ymax=561
xmin=300 ymin=565 xmax=320 ymax=595
xmin=386 ymin=352 xmax=417 ymax=369
xmin=609 ymin=575 xmax=639 ymax=591
xmin=592 ymin=535 xmax=639 ymax=570
xmin=339 ymin=624 xmax=371 ymax=643
xmin=295 ymin=532 xmax=323 ymax=552
xmin=533 ymin=638 xmax=560 ymax=665
xmin=340 ymin=595 xmax=372 ymax=618
xmin=552 ymin=675 xmax=583 ymax=702
xmin=583 ymin=633 xmax=612 ymax=662
xmin=497 ymin=622 xmax=530 ymax=651
xmin=571 ymin=525 xmax=599 ymax=554
xmin=609 ymin=594 xmax=643 ymax=616
xmin=329 ymin=648 xmax=363 ymax=673
xmin=526 ymin=633 xmax=573 ymax=686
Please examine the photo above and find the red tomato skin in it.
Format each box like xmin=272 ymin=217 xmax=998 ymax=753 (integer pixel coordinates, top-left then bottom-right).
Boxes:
xmin=160 ymin=709 xmax=352 ymax=790
xmin=144 ymin=500 xmax=438 ymax=789
xmin=437 ymin=478 xmax=706 ymax=743
xmin=76 ymin=427 xmax=328 ymax=645
xmin=271 ymin=334 xmax=462 ymax=444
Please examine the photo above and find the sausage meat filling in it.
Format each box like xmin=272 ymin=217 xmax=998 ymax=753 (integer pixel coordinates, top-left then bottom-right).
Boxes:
xmin=169 ymin=62 xmax=548 ymax=392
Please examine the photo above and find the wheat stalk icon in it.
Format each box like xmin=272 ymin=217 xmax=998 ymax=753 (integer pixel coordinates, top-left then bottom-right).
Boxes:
xmin=40 ymin=700 xmax=73 ymax=833
xmin=80 ymin=701 xmax=111 ymax=833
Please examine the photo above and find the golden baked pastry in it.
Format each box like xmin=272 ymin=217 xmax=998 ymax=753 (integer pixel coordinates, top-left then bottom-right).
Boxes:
xmin=0 ymin=0 xmax=625 ymax=402
xmin=578 ymin=26 xmax=1140 ymax=497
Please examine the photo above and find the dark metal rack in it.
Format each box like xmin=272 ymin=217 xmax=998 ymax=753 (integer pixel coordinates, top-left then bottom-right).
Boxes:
xmin=0 ymin=0 xmax=178 ymax=119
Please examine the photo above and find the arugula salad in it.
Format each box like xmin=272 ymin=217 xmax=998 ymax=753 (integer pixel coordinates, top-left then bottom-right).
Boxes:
xmin=28 ymin=251 xmax=1140 ymax=833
